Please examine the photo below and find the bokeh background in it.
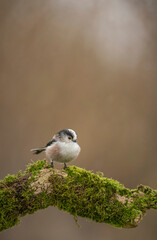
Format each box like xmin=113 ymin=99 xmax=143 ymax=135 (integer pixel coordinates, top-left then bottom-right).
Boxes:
xmin=0 ymin=0 xmax=157 ymax=239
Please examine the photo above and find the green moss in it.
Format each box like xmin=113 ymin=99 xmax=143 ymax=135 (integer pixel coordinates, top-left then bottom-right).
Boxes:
xmin=0 ymin=188 xmax=20 ymax=231
xmin=0 ymin=171 xmax=24 ymax=188
xmin=0 ymin=161 xmax=156 ymax=232
xmin=3 ymin=174 xmax=17 ymax=184
xmin=46 ymin=166 xmax=142 ymax=228
xmin=25 ymin=159 xmax=47 ymax=176
xmin=0 ymin=160 xmax=49 ymax=231
xmin=28 ymin=176 xmax=36 ymax=182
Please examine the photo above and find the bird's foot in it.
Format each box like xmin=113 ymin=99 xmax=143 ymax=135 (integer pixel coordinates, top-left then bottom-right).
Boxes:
xmin=51 ymin=160 xmax=54 ymax=168
xmin=63 ymin=163 xmax=67 ymax=169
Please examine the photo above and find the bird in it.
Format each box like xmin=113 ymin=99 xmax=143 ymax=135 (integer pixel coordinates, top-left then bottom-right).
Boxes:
xmin=31 ymin=129 xmax=81 ymax=169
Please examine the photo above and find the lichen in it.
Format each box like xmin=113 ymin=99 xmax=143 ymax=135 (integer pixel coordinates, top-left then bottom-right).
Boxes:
xmin=30 ymin=169 xmax=52 ymax=195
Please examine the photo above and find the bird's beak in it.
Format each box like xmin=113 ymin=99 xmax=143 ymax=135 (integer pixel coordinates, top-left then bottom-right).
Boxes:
xmin=73 ymin=140 xmax=77 ymax=142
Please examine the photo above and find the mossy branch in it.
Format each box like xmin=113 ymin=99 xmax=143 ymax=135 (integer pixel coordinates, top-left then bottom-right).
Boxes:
xmin=0 ymin=160 xmax=157 ymax=232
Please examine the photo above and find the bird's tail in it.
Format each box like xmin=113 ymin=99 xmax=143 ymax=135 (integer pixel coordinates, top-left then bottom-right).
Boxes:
xmin=30 ymin=147 xmax=46 ymax=155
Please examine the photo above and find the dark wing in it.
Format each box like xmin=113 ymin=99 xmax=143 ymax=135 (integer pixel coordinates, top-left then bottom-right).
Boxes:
xmin=45 ymin=139 xmax=57 ymax=147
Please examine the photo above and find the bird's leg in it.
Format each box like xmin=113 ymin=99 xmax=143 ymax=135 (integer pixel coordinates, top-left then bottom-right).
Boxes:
xmin=64 ymin=163 xmax=67 ymax=169
xmin=51 ymin=160 xmax=54 ymax=168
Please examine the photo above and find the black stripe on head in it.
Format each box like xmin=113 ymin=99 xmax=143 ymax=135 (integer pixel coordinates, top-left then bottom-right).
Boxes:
xmin=57 ymin=129 xmax=74 ymax=139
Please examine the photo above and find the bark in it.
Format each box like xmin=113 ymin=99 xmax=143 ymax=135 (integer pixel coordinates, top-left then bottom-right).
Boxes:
xmin=0 ymin=160 xmax=156 ymax=232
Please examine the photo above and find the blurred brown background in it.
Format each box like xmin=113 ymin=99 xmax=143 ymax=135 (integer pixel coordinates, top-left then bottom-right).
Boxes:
xmin=0 ymin=0 xmax=157 ymax=239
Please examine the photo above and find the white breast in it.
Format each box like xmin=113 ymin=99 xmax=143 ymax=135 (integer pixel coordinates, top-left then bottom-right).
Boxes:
xmin=57 ymin=142 xmax=81 ymax=163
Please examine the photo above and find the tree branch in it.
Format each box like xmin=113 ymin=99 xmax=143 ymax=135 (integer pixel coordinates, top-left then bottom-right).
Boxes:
xmin=0 ymin=160 xmax=157 ymax=232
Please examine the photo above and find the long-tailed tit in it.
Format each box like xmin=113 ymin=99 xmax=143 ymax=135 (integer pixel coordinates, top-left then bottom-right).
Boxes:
xmin=31 ymin=129 xmax=81 ymax=169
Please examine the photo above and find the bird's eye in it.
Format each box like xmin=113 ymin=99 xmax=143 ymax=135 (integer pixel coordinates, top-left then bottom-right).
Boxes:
xmin=68 ymin=136 xmax=72 ymax=140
